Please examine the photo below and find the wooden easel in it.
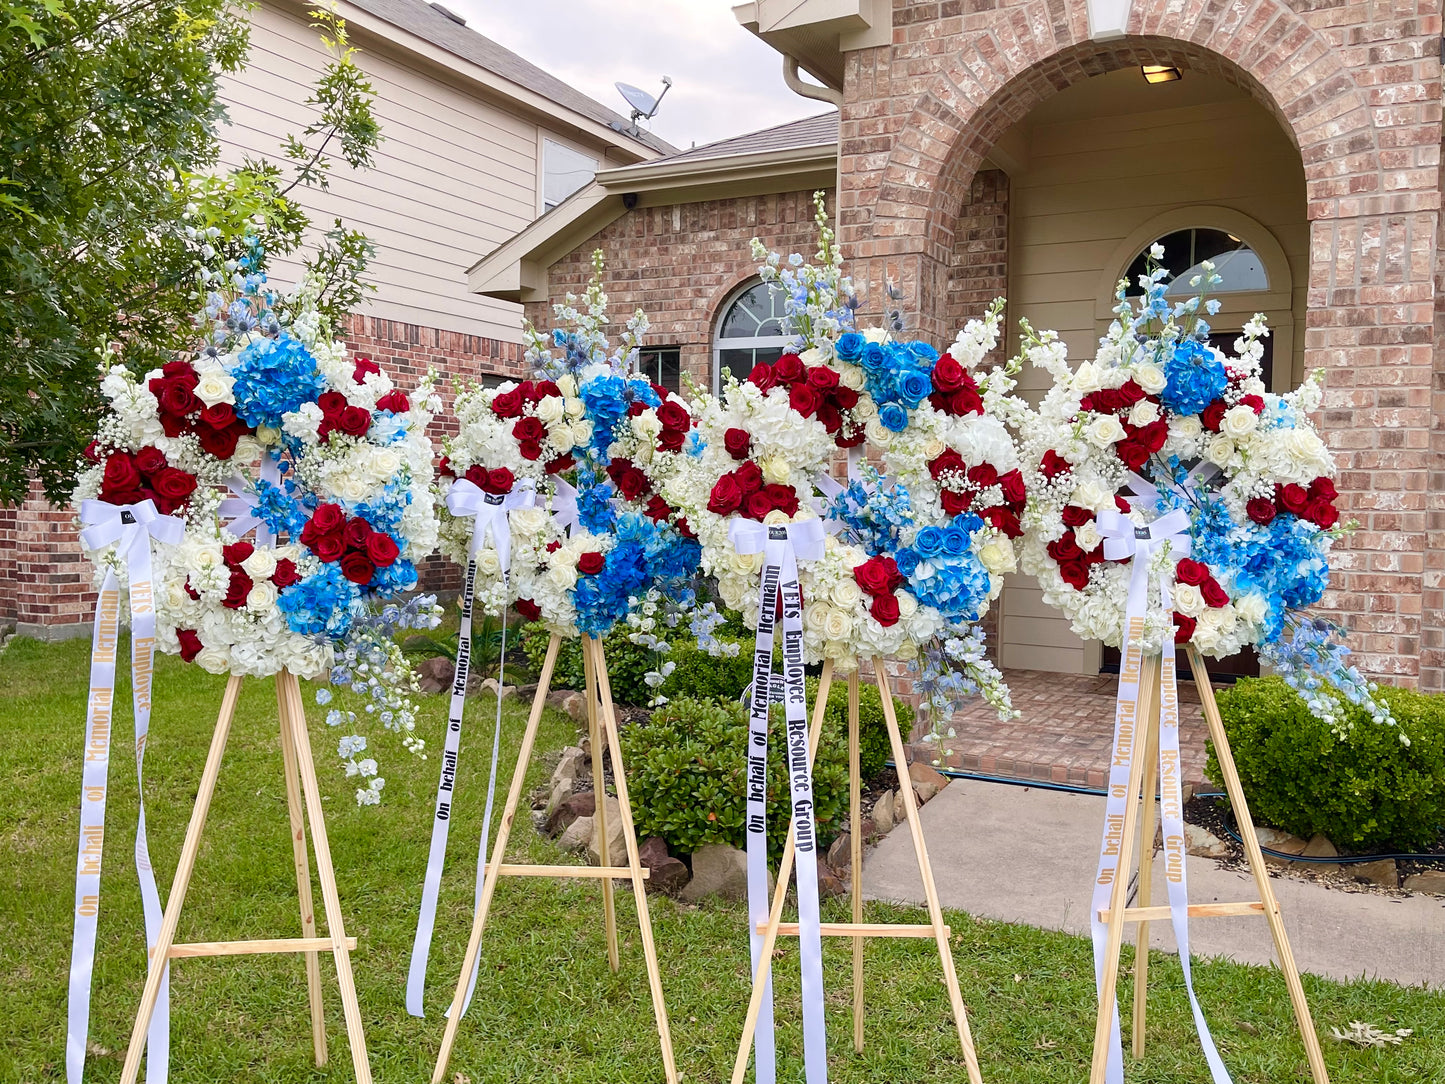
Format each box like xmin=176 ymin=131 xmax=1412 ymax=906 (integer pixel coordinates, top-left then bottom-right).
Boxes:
xmin=118 ymin=670 xmax=372 ymax=1084
xmin=430 ymin=633 xmax=677 ymax=1084
xmin=730 ymin=656 xmax=985 ymax=1084
xmin=1090 ymin=646 xmax=1329 ymax=1084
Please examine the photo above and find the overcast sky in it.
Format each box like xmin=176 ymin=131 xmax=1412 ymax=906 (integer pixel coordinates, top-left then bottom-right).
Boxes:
xmin=441 ymin=0 xmax=832 ymax=150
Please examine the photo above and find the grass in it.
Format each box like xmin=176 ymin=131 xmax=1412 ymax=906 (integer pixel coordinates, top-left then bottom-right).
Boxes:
xmin=2 ymin=634 xmax=1443 ymax=1083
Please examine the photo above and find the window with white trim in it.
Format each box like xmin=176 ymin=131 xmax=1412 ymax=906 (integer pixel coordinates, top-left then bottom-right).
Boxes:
xmin=542 ymin=138 xmax=598 ymax=212
xmin=712 ymin=279 xmax=789 ymax=393
xmin=1122 ymin=227 xmax=1267 ymax=296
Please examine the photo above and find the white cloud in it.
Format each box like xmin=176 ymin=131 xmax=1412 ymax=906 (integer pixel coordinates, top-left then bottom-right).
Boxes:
xmin=439 ymin=0 xmax=833 ymax=149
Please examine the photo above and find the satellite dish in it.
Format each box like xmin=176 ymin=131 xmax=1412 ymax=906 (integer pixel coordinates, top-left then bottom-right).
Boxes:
xmin=615 ymin=76 xmax=672 ymax=135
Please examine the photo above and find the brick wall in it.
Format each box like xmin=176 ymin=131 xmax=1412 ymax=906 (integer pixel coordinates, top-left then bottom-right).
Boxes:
xmin=835 ymin=0 xmax=1443 ymax=686
xmin=522 ymin=190 xmax=836 ymax=387
xmin=946 ymin=167 xmax=1009 ymax=359
xmin=0 ymin=315 xmax=517 ymax=634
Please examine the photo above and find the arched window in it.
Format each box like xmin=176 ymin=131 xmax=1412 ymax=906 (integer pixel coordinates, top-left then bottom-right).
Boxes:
xmin=1122 ymin=227 xmax=1268 ymax=296
xmin=712 ymin=279 xmax=790 ymax=392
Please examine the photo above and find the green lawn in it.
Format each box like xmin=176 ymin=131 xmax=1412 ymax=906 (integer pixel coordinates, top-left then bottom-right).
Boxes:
xmin=2 ymin=635 xmax=1441 ymax=1083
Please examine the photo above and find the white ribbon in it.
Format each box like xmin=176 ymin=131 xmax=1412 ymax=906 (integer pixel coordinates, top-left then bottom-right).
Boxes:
xmin=407 ymin=479 xmax=535 ymax=1018
xmin=69 ymin=500 xmax=183 ymax=1084
xmin=813 ymin=447 xmax=866 ymax=533
xmin=549 ymin=476 xmax=581 ymax=536
xmin=217 ymin=454 xmax=282 ymax=545
xmin=1090 ymin=506 xmax=1231 ymax=1084
xmin=1124 ymin=462 xmax=1219 ymax=511
xmin=730 ymin=517 xmax=828 ymax=1084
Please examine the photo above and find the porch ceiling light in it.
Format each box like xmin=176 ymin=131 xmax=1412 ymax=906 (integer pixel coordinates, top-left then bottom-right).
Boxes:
xmin=1142 ymin=64 xmax=1182 ymax=83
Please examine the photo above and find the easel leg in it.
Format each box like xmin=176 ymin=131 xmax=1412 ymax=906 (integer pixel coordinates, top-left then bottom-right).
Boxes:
xmin=873 ymin=658 xmax=983 ymax=1084
xmin=848 ymin=667 xmax=864 ymax=1054
xmin=1187 ymin=648 xmax=1330 ymax=1084
xmin=432 ymin=633 xmax=562 ymax=1084
xmin=279 ymin=672 xmax=373 ymax=1084
xmin=730 ymin=661 xmax=835 ymax=1084
xmin=582 ymin=636 xmax=619 ymax=972
xmin=1089 ymin=655 xmax=1159 ymax=1084
xmin=119 ymin=675 xmax=244 ymax=1084
xmin=1131 ymin=698 xmax=1161 ymax=1060
xmin=588 ymin=637 xmax=679 ymax=1084
xmin=277 ymin=678 xmax=327 ymax=1067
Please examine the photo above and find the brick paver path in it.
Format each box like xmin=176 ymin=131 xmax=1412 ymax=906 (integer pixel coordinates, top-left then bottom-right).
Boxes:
xmin=911 ymin=668 xmax=1217 ymax=790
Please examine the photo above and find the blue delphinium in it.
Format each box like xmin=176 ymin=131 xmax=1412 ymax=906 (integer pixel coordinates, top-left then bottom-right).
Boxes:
xmin=230 ymin=333 xmax=326 ymax=429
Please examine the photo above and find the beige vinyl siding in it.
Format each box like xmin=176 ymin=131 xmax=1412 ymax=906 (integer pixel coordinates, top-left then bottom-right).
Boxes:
xmin=217 ymin=2 xmax=550 ymax=340
xmin=997 ymin=70 xmax=1308 ymax=674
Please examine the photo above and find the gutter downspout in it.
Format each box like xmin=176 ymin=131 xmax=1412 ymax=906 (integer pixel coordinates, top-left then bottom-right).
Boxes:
xmin=783 ymin=55 xmax=844 ymax=210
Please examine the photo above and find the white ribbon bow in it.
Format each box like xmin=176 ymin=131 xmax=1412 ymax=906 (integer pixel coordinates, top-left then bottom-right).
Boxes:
xmin=216 ymin=455 xmax=283 ymax=545
xmin=549 ymin=476 xmax=581 ymax=536
xmin=78 ymin=498 xmax=185 ymax=556
xmin=729 ymin=517 xmax=827 ymax=566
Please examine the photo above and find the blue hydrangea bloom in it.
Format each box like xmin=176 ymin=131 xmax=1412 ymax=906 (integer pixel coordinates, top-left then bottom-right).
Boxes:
xmin=1159 ymin=338 xmax=1227 ymax=417
xmin=230 ymin=333 xmax=326 ymax=429
xmin=279 ymin=565 xmax=359 ymax=638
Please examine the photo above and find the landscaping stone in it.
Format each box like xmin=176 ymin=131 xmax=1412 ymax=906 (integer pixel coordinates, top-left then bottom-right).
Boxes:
xmin=680 ymin=844 xmax=749 ymax=902
xmin=908 ymin=762 xmax=948 ymax=806
xmin=893 ymin=789 xmax=909 ymax=825
xmin=415 ymin=655 xmax=454 ymax=695
xmin=871 ymin=792 xmax=895 ymax=835
xmin=516 ymin=682 xmax=539 ymax=702
xmin=478 ymin=677 xmax=515 ymax=699
xmin=1184 ymin=823 xmax=1230 ymax=859
xmin=816 ymin=860 xmax=846 ymax=900
xmin=544 ymin=792 xmax=595 ymax=837
xmin=827 ymin=833 xmax=854 ymax=874
xmin=1403 ymin=870 xmax=1445 ymax=895
xmin=556 ymin=815 xmax=592 ymax=854
xmin=1299 ymin=834 xmax=1341 ymax=874
xmin=638 ymin=837 xmax=690 ymax=895
xmin=561 ymin=692 xmax=587 ymax=722
xmin=552 ymin=746 xmax=587 ymax=783
xmin=545 ymin=689 xmax=572 ymax=710
xmin=402 ymin=634 xmax=435 ymax=653
xmin=543 ymin=777 xmax=574 ymax=821
xmin=1258 ymin=827 xmax=1309 ymax=867
xmin=587 ymin=797 xmax=625 ymax=867
xmin=1349 ymin=858 xmax=1398 ymax=888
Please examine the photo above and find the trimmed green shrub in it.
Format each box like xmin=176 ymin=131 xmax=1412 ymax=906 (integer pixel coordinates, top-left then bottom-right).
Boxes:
xmin=518 ymin=623 xmax=657 ymax=706
xmin=622 ymin=696 xmax=850 ymax=865
xmin=807 ymin=675 xmax=908 ymax=782
xmin=658 ymin=636 xmax=754 ymax=703
xmin=1208 ymin=676 xmax=1445 ymax=850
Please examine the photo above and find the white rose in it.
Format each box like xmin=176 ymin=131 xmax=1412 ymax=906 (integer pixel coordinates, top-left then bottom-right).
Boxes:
xmin=1173 ymin=582 xmax=1206 ymax=618
xmin=1220 ymin=405 xmax=1258 ymax=438
xmin=1073 ymin=478 xmax=1109 ymax=511
xmin=800 ymin=347 xmax=828 ymax=367
xmin=477 ymin=549 xmax=502 ymax=577
xmin=1072 ymin=361 xmax=1103 ymax=394
xmin=632 ymin=412 xmax=663 ymax=440
xmin=923 ymin=438 xmax=946 ymax=459
xmin=557 ymin=375 xmax=578 ymax=398
xmin=565 ymin=395 xmax=585 ymax=419
xmin=1235 ymin=593 xmax=1268 ymax=626
xmin=1134 ymin=363 xmax=1167 ymax=395
xmin=547 ymin=562 xmax=578 ymax=591
xmin=194 ymin=646 xmax=230 ymax=674
xmin=1074 ymin=521 xmax=1101 ymax=552
xmin=865 ymin=419 xmax=892 ymax=446
xmin=1205 ymin=433 xmax=1235 ymax=468
xmin=978 ymin=539 xmax=1016 ymax=575
xmin=729 ymin=550 xmax=763 ymax=575
xmin=535 ymin=395 xmax=565 ymax=425
xmin=830 ymin=578 xmax=862 ymax=608
xmin=233 ymin=436 xmax=262 ymax=464
xmin=1175 ymin=416 xmax=1203 ymax=439
xmin=839 ymin=365 xmax=865 ymax=391
xmin=570 ymin=419 xmax=594 ymax=445
xmin=761 ymin=456 xmax=791 ymax=485
xmin=823 ymin=608 xmax=853 ymax=641
xmin=510 ymin=507 xmax=546 ymax=535
xmin=194 ymin=368 xmax=235 ymax=407
xmin=805 ymin=602 xmax=830 ymax=631
xmin=862 ymin=327 xmax=888 ymax=344
xmin=1128 ymin=401 xmax=1160 ymax=428
xmin=896 ymin=593 xmax=918 ymax=618
xmin=256 ymin=425 xmax=282 ymax=447
xmin=240 ymin=548 xmax=277 ymax=580
xmin=246 ymin=580 xmax=278 ymax=614
xmin=1085 ymin=416 xmax=1126 ymax=447
xmin=853 ymin=397 xmax=878 ymax=422
xmin=1284 ymin=429 xmax=1325 ymax=468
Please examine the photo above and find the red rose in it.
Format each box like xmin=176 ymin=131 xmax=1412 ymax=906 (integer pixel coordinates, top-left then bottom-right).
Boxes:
xmin=805 ymin=366 xmax=839 ymax=390
xmin=197 ymin=424 xmax=242 ymax=459
xmin=1118 ymin=380 xmax=1146 ymax=406
xmin=832 ymin=386 xmax=859 ymax=410
xmin=854 ymin=556 xmax=895 ymax=597
xmin=344 ymin=519 xmax=373 ymax=550
xmin=1047 ymin=533 xmax=1084 ymax=563
xmin=102 ymin=453 xmax=141 ymax=494
xmin=1276 ymin=483 xmax=1309 ymax=515
xmin=870 ymin=593 xmax=901 ymax=627
xmin=1246 ymin=498 xmax=1277 ymax=525
xmin=1200 ymin=400 xmax=1227 ymax=432
xmin=619 ymin=468 xmax=650 ymax=501
xmin=999 ymin=469 xmax=1026 ymax=506
xmin=982 ymin=506 xmax=1021 ymax=537
xmin=519 ymin=440 xmax=543 ymax=461
xmin=376 ymin=390 xmax=411 ymax=413
xmin=223 ymin=568 xmax=253 ymax=609
xmin=1240 ymin=394 xmax=1265 ymax=414
xmin=1093 ymin=389 xmax=1123 ymax=413
xmin=271 ymin=559 xmax=300 ymax=589
xmin=545 ymin=540 xmax=562 ymax=553
xmin=815 ymin=404 xmax=842 ymax=433
xmin=1306 ymin=498 xmax=1339 ymax=529
xmin=950 ymin=387 xmax=984 ymax=415
xmin=485 ymin=467 xmax=515 ymax=495
xmin=746 ymin=363 xmax=777 ymax=392
xmin=1309 ymin=477 xmax=1338 ymax=501
xmin=1200 ymin=578 xmax=1229 ymax=608
xmin=928 ymin=449 xmax=966 ymax=481
xmin=932 ymin=354 xmax=964 ymax=392
xmin=1115 ymin=495 xmax=1132 ymax=514
xmin=546 ymin=454 xmax=574 ymax=474
xmin=941 ymin=489 xmax=971 ymax=516
xmin=513 ymin=416 xmax=545 ymax=442
xmin=644 ymin=494 xmax=672 ymax=522
xmin=491 ymin=388 xmax=523 ymax=418
xmin=161 ymin=360 xmax=198 ymax=386
xmin=657 ymin=401 xmax=689 ymax=431
xmin=745 ymin=491 xmax=774 ymax=520
xmin=339 ymin=551 xmax=376 ymax=585
xmin=312 ymin=533 xmax=346 ymax=563
xmin=773 ymin=353 xmax=805 ymax=384
xmin=223 ymin=541 xmax=254 ymax=567
xmin=515 ymin=598 xmax=541 ymax=622
xmin=1174 ymin=558 xmax=1210 ymax=586
xmin=762 ymin=484 xmax=800 ymax=517
xmin=200 ymin=403 xmax=238 ymax=430
xmin=152 ymin=467 xmax=196 ymax=504
xmin=578 ymin=551 xmax=605 ymax=575
xmin=135 ymin=447 xmax=167 ymax=475
xmin=1062 ymin=505 xmax=1093 ymax=528
xmin=159 ymin=382 xmax=199 ymax=418
xmin=1115 ymin=437 xmax=1150 ymax=472
xmin=353 ymin=357 xmax=381 ymax=383
xmin=176 ymin=629 xmax=203 ymax=662
xmin=1173 ymin=613 xmax=1197 ymax=644
xmin=337 ymin=405 xmax=371 ymax=438
xmin=534 ymin=380 xmax=560 ymax=399
xmin=312 ymin=503 xmax=345 ymax=533
xmin=707 ymin=475 xmax=744 ymax=515
xmin=1058 ymin=559 xmax=1090 ymax=591
xmin=83 ymin=440 xmax=102 ymax=463
xmin=657 ymin=427 xmax=687 ymax=452
xmin=967 ymin=463 xmax=998 ymax=488
xmin=734 ymin=461 xmax=763 ymax=494
xmin=319 ymin=390 xmax=348 ymax=417
xmin=789 ymin=383 xmax=821 ymax=418
xmin=1040 ymin=450 xmax=1072 ymax=479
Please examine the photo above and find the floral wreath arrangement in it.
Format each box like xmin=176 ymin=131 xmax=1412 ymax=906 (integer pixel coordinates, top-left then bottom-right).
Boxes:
xmin=1017 ymin=248 xmax=1393 ymax=731
xmin=74 ymin=238 xmax=443 ymax=799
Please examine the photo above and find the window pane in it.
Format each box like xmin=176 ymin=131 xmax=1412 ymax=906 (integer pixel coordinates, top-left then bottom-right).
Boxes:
xmin=717 ymin=345 xmax=785 ymax=387
xmin=543 ymin=139 xmax=598 ymax=210
xmin=638 ymin=346 xmax=681 ymax=393
xmin=719 ymin=282 xmax=786 ymax=338
xmin=1124 ymin=228 xmax=1268 ymax=296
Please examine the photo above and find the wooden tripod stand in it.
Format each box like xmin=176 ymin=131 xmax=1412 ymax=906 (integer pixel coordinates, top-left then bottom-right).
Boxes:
xmin=430 ymin=633 xmax=677 ymax=1084
xmin=730 ymin=657 xmax=984 ymax=1084
xmin=118 ymin=670 xmax=372 ymax=1084
xmin=1090 ymin=646 xmax=1329 ymax=1084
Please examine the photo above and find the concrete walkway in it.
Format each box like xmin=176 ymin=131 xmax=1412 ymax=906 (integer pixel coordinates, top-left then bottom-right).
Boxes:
xmin=863 ymin=779 xmax=1445 ymax=989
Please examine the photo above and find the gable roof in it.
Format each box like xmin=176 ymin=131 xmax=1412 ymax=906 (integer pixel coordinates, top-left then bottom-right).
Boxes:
xmin=648 ymin=111 xmax=837 ymax=166
xmin=340 ymin=0 xmax=677 ymax=156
